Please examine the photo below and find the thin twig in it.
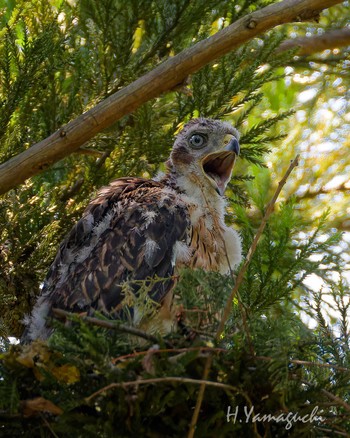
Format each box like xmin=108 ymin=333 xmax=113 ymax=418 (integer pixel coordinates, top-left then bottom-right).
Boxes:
xmin=39 ymin=413 xmax=60 ymax=438
xmin=315 ymin=427 xmax=350 ymax=438
xmin=256 ymin=355 xmax=350 ymax=373
xmin=112 ymin=346 xmax=226 ymax=364
xmin=320 ymin=388 xmax=350 ymax=413
xmin=59 ymin=178 xmax=84 ymax=201
xmin=85 ymin=377 xmax=240 ymax=404
xmin=52 ymin=308 xmax=165 ymax=345
xmin=223 ymin=239 xmax=255 ymax=356
xmin=188 ymin=356 xmax=215 ymax=438
xmin=188 ymin=155 xmax=300 ymax=438
xmin=277 ymin=28 xmax=350 ymax=56
xmin=73 ymin=148 xmax=104 ymax=157
xmin=112 ymin=348 xmax=350 ymax=374
xmin=298 ymin=378 xmax=350 ymax=413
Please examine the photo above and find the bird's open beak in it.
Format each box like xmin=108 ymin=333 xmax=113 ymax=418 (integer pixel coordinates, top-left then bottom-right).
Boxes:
xmin=201 ymin=135 xmax=240 ymax=196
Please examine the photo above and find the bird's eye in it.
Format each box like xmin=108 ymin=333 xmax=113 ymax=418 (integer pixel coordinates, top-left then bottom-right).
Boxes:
xmin=189 ymin=133 xmax=206 ymax=149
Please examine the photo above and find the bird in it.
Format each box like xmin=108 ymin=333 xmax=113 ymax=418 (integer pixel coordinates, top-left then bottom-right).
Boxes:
xmin=23 ymin=118 xmax=242 ymax=342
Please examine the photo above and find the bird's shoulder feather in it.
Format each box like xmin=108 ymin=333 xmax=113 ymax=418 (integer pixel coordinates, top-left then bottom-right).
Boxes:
xmin=43 ymin=177 xmax=190 ymax=319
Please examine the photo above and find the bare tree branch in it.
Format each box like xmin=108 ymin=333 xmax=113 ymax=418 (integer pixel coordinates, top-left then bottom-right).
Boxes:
xmin=278 ymin=27 xmax=350 ymax=55
xmin=73 ymin=148 xmax=104 ymax=157
xmin=0 ymin=0 xmax=343 ymax=195
xmin=296 ymin=181 xmax=350 ymax=200
xmin=85 ymin=377 xmax=240 ymax=405
xmin=255 ymin=355 xmax=350 ymax=373
xmin=298 ymin=378 xmax=350 ymax=413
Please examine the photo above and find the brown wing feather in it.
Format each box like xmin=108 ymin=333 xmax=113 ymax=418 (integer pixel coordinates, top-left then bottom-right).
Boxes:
xmin=30 ymin=178 xmax=189 ymax=335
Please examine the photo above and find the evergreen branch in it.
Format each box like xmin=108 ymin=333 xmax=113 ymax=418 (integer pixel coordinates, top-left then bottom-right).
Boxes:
xmin=188 ymin=155 xmax=300 ymax=438
xmin=52 ymin=308 xmax=167 ymax=346
xmin=0 ymin=0 xmax=342 ymax=195
xmin=240 ymin=110 xmax=294 ymax=144
xmin=84 ymin=376 xmax=240 ymax=404
xmin=135 ymin=0 xmax=192 ymax=68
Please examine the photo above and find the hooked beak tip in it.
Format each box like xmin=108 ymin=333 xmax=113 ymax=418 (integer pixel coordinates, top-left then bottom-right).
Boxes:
xmin=225 ymin=137 xmax=240 ymax=155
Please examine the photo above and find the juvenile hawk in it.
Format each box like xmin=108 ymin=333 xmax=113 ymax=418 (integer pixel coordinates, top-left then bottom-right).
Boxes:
xmin=23 ymin=118 xmax=242 ymax=341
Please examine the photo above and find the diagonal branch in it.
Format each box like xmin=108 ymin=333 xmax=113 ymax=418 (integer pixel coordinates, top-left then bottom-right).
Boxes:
xmin=188 ymin=156 xmax=300 ymax=438
xmin=216 ymin=155 xmax=300 ymax=339
xmin=297 ymin=378 xmax=350 ymax=413
xmin=0 ymin=0 xmax=342 ymax=195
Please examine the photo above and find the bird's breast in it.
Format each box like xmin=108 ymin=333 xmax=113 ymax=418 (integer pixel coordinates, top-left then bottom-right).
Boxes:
xmin=187 ymin=220 xmax=224 ymax=272
xmin=176 ymin=203 xmax=242 ymax=275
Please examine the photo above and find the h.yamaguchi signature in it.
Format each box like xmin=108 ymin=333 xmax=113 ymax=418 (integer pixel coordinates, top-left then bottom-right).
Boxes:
xmin=226 ymin=405 xmax=325 ymax=430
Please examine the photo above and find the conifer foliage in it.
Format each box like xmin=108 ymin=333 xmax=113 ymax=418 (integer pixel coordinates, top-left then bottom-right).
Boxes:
xmin=0 ymin=0 xmax=349 ymax=436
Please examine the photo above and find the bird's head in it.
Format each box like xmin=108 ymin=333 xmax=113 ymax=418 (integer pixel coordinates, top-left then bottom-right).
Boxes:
xmin=168 ymin=118 xmax=240 ymax=197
